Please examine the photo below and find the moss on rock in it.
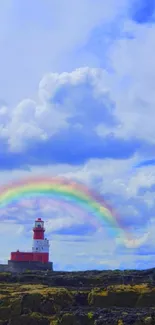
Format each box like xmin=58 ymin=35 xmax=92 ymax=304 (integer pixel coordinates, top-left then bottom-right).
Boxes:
xmin=59 ymin=313 xmax=75 ymax=325
xmin=8 ymin=313 xmax=50 ymax=325
xmin=21 ymin=293 xmax=42 ymax=313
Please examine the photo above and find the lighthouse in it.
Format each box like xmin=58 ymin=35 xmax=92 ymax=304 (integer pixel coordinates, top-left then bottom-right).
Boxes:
xmin=32 ymin=218 xmax=49 ymax=263
xmin=7 ymin=218 xmax=53 ymax=272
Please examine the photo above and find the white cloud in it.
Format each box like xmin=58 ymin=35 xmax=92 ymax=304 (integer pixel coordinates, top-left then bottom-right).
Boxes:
xmin=0 ymin=154 xmax=150 ymax=206
xmin=121 ymin=232 xmax=150 ymax=249
xmin=2 ymin=21 xmax=155 ymax=152
xmin=0 ymin=222 xmax=24 ymax=235
xmin=45 ymin=216 xmax=84 ymax=233
xmin=106 ymin=20 xmax=155 ymax=143
xmin=2 ymin=28 xmax=155 ymax=152
xmin=126 ymin=165 xmax=155 ymax=198
xmin=0 ymin=0 xmax=127 ymax=105
xmin=0 ymin=67 xmax=116 ymax=151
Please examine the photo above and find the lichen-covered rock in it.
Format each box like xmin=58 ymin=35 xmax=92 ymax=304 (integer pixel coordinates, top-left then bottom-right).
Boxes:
xmin=59 ymin=313 xmax=75 ymax=325
xmin=144 ymin=316 xmax=153 ymax=324
xmin=73 ymin=292 xmax=89 ymax=306
xmin=8 ymin=313 xmax=50 ymax=325
xmin=20 ymin=288 xmax=73 ymax=314
xmin=88 ymin=286 xmax=155 ymax=308
xmin=59 ymin=312 xmax=94 ymax=325
xmin=0 ymin=306 xmax=11 ymax=320
xmin=21 ymin=293 xmax=42 ymax=313
xmin=1 ymin=271 xmax=155 ymax=324
xmin=0 ymin=298 xmax=22 ymax=320
xmin=0 ymin=321 xmax=8 ymax=325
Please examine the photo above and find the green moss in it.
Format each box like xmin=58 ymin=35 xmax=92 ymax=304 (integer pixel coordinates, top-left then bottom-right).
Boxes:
xmin=45 ymin=288 xmax=74 ymax=313
xmin=22 ymin=292 xmax=42 ymax=313
xmin=8 ymin=313 xmax=50 ymax=325
xmin=87 ymin=311 xmax=94 ymax=319
xmin=118 ymin=320 xmax=124 ymax=325
xmin=60 ymin=313 xmax=75 ymax=325
xmin=144 ymin=316 xmax=152 ymax=324
xmin=59 ymin=312 xmax=91 ymax=325
xmin=0 ymin=285 xmax=74 ymax=319
xmin=10 ymin=298 xmax=22 ymax=316
xmin=0 ymin=297 xmax=22 ymax=320
xmin=88 ymin=285 xmax=155 ymax=308
xmin=50 ymin=319 xmax=59 ymax=325
xmin=49 ymin=316 xmax=59 ymax=325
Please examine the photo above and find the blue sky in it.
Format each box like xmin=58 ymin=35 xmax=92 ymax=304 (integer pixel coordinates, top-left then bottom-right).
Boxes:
xmin=0 ymin=0 xmax=155 ymax=271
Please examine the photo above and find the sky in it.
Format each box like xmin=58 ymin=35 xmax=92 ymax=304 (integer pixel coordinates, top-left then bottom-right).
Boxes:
xmin=0 ymin=0 xmax=155 ymax=271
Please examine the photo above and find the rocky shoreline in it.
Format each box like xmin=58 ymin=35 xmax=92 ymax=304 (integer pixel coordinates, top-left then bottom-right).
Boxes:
xmin=59 ymin=307 xmax=155 ymax=325
xmin=0 ymin=269 xmax=155 ymax=324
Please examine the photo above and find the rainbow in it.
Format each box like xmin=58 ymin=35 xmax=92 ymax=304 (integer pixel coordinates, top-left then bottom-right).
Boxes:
xmin=0 ymin=176 xmax=130 ymax=240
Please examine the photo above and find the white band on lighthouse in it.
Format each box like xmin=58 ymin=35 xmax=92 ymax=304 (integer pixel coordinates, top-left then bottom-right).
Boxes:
xmin=32 ymin=239 xmax=49 ymax=253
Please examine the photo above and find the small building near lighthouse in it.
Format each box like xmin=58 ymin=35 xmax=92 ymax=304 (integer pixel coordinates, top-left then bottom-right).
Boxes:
xmin=0 ymin=218 xmax=53 ymax=273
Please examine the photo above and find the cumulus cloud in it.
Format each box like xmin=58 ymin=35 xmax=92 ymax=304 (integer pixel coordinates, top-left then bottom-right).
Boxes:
xmin=0 ymin=65 xmax=150 ymax=170
xmin=0 ymin=67 xmax=116 ymax=152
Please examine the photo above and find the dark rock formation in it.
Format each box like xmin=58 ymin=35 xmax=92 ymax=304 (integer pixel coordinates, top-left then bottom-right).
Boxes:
xmin=0 ymin=268 xmax=155 ymax=324
xmin=0 ymin=260 xmax=53 ymax=273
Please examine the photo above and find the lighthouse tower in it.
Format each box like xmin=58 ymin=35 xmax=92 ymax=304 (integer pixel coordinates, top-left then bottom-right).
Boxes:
xmin=32 ymin=218 xmax=50 ymax=263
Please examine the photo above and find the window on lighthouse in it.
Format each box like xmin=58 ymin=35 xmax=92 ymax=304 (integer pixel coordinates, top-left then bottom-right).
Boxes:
xmin=35 ymin=221 xmax=43 ymax=228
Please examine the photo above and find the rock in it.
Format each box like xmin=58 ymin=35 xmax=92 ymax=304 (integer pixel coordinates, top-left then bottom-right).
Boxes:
xmin=0 ymin=270 xmax=155 ymax=324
